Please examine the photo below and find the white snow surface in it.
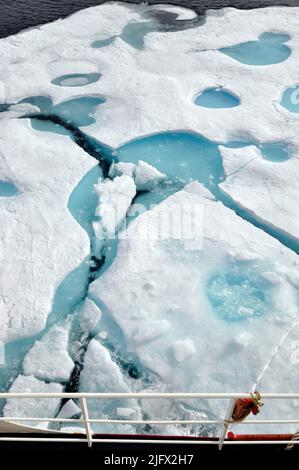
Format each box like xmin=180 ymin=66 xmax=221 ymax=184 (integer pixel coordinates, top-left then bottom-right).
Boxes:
xmin=219 ymin=145 xmax=299 ymax=241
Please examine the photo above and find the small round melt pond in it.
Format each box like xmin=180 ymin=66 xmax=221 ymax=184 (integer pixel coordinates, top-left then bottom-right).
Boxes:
xmin=207 ymin=262 xmax=273 ymax=322
xmin=281 ymin=84 xmax=299 ymax=113
xmin=51 ymin=73 xmax=101 ymax=87
xmin=0 ymin=181 xmax=19 ymax=197
xmin=194 ymin=88 xmax=240 ymax=109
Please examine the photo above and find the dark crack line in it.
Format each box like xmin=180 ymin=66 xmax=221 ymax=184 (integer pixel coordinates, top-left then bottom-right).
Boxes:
xmin=22 ymin=113 xmax=112 ymax=177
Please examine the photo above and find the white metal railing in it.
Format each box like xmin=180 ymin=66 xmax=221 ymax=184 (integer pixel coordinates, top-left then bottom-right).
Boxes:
xmin=0 ymin=392 xmax=299 ymax=449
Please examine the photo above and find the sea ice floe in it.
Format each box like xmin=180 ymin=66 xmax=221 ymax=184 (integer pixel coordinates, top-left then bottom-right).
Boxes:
xmin=79 ymin=338 xmax=141 ymax=433
xmin=23 ymin=322 xmax=74 ymax=383
xmin=0 ymin=119 xmax=95 ymax=343
xmin=4 ymin=375 xmax=62 ymax=428
xmin=89 ymin=182 xmax=299 ymax=430
xmin=1 ymin=4 xmax=299 ymax=147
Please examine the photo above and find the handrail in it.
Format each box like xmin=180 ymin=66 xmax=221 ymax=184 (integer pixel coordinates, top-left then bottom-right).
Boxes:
xmin=0 ymin=392 xmax=298 ymax=449
xmin=1 ymin=392 xmax=299 ymax=398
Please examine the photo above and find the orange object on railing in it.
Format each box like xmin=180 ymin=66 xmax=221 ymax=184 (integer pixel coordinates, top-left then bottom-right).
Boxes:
xmin=232 ymin=391 xmax=263 ymax=422
xmin=227 ymin=432 xmax=293 ymax=441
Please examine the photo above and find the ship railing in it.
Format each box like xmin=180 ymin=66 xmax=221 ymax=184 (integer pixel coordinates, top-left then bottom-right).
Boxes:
xmin=0 ymin=392 xmax=299 ymax=449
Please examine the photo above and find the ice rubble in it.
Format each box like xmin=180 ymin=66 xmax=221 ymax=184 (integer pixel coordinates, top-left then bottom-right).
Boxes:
xmin=219 ymin=145 xmax=299 ymax=242
xmin=109 ymin=160 xmax=167 ymax=191
xmin=93 ymin=174 xmax=136 ymax=255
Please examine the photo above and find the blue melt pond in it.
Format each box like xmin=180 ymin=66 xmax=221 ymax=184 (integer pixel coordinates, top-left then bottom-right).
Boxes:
xmin=195 ymin=87 xmax=240 ymax=108
xmin=259 ymin=142 xmax=290 ymax=162
xmin=51 ymin=73 xmax=101 ymax=87
xmin=116 ymin=131 xmax=225 ymax=189
xmin=0 ymin=181 xmax=19 ymax=197
xmin=281 ymin=84 xmax=299 ymax=113
xmin=20 ymin=95 xmax=105 ymax=131
xmin=207 ymin=262 xmax=272 ymax=322
xmin=91 ymin=36 xmax=116 ymax=48
xmin=220 ymin=32 xmax=291 ymax=65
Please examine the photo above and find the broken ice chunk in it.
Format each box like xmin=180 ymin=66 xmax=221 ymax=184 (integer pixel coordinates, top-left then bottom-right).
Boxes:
xmin=109 ymin=162 xmax=136 ymax=179
xmin=108 ymin=160 xmax=166 ymax=192
xmin=172 ymin=339 xmax=196 ymax=363
xmin=93 ymin=175 xmax=136 ymax=248
xmin=56 ymin=400 xmax=82 ymax=420
xmin=79 ymin=339 xmax=141 ymax=431
xmin=23 ymin=323 xmax=74 ymax=383
xmin=116 ymin=407 xmax=138 ymax=418
xmin=134 ymin=160 xmax=167 ymax=191
xmin=79 ymin=297 xmax=102 ymax=333
xmin=98 ymin=330 xmax=108 ymax=340
xmin=234 ymin=331 xmax=253 ymax=347
xmin=4 ymin=375 xmax=62 ymax=428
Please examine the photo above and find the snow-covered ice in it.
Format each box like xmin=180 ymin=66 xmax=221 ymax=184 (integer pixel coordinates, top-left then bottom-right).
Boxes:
xmin=0 ymin=119 xmax=95 ymax=343
xmin=89 ymin=182 xmax=299 ymax=430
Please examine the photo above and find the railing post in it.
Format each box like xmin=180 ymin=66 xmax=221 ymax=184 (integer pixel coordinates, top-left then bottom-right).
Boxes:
xmin=218 ymin=398 xmax=236 ymax=450
xmin=80 ymin=397 xmax=93 ymax=448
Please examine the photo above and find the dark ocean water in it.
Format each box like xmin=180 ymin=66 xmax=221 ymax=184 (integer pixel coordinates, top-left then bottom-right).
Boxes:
xmin=0 ymin=0 xmax=299 ymax=39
